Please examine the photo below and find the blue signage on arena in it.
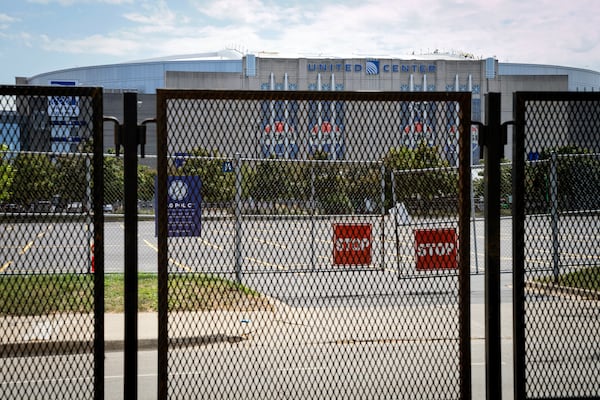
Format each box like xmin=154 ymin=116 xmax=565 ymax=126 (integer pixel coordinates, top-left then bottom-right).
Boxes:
xmin=365 ymin=60 xmax=379 ymax=75
xmin=307 ymin=61 xmax=436 ymax=74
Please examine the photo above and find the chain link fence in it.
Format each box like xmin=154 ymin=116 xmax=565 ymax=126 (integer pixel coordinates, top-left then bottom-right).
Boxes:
xmin=513 ymin=92 xmax=600 ymax=399
xmin=0 ymin=86 xmax=104 ymax=399
xmin=391 ymin=165 xmax=460 ymax=277
xmin=4 ymin=85 xmax=598 ymax=399
xmin=156 ymin=90 xmax=472 ymax=399
xmin=101 ymin=156 xmax=510 ymax=277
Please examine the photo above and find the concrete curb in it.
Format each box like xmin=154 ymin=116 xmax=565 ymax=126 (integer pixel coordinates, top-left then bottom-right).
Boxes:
xmin=1 ymin=297 xmax=287 ymax=358
xmin=525 ymin=281 xmax=600 ymax=301
xmin=1 ymin=335 xmax=252 ymax=358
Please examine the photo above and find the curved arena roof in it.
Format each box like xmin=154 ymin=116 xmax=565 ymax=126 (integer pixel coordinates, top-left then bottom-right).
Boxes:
xmin=27 ymin=50 xmax=600 ymax=94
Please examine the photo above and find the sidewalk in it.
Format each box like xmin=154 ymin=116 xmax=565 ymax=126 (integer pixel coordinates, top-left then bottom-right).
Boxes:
xmin=1 ymin=300 xmax=512 ymax=356
xmin=0 ymin=297 xmax=289 ymax=356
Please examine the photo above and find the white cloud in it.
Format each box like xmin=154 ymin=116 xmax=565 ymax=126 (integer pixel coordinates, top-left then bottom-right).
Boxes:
xmin=27 ymin=0 xmax=133 ymax=4
xmin=123 ymin=1 xmax=196 ymax=36
xmin=197 ymin=0 xmax=279 ymax=24
xmin=28 ymin=0 xmax=594 ymax=71
xmin=0 ymin=13 xmax=17 ymax=29
xmin=0 ymin=14 xmax=17 ymax=23
xmin=40 ymin=33 xmax=139 ymax=56
xmin=7 ymin=0 xmax=600 ymax=75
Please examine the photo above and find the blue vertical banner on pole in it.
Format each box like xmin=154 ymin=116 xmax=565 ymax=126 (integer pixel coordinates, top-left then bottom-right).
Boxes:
xmin=155 ymin=175 xmax=202 ymax=237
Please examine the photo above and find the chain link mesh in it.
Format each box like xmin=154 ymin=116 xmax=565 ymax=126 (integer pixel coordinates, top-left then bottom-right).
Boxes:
xmin=515 ymin=93 xmax=600 ymax=398
xmin=157 ymin=90 xmax=471 ymax=399
xmin=0 ymin=86 xmax=103 ymax=399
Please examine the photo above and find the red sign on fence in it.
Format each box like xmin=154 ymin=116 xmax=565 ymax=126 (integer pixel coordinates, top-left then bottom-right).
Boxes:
xmin=414 ymin=228 xmax=458 ymax=270
xmin=333 ymin=223 xmax=373 ymax=266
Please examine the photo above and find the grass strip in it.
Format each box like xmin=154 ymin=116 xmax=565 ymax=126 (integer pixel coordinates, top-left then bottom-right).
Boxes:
xmin=538 ymin=266 xmax=600 ymax=291
xmin=0 ymin=273 xmax=272 ymax=316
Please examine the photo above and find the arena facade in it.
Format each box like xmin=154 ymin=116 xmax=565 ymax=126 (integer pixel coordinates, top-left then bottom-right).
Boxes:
xmin=9 ymin=50 xmax=600 ymax=163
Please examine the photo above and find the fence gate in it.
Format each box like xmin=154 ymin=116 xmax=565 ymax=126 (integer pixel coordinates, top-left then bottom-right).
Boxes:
xmin=0 ymin=86 xmax=104 ymax=399
xmin=156 ymin=90 xmax=472 ymax=399
xmin=513 ymin=92 xmax=600 ymax=399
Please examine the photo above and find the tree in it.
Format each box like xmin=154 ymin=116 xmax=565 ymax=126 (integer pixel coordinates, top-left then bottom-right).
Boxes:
xmin=178 ymin=148 xmax=235 ymax=206
xmin=101 ymin=149 xmax=156 ymax=205
xmin=345 ymin=163 xmax=382 ymax=213
xmin=244 ymin=158 xmax=300 ymax=214
xmin=10 ymin=153 xmax=57 ymax=206
xmin=473 ymin=158 xmax=512 ymax=209
xmin=54 ymin=150 xmax=90 ymax=205
xmin=0 ymin=144 xmax=14 ymax=202
xmin=383 ymin=142 xmax=456 ymax=214
xmin=309 ymin=151 xmax=353 ymax=215
xmin=251 ymin=157 xmax=293 ymax=202
xmin=103 ymin=153 xmax=125 ymax=205
xmin=137 ymin=163 xmax=157 ymax=202
xmin=526 ymin=145 xmax=600 ymax=213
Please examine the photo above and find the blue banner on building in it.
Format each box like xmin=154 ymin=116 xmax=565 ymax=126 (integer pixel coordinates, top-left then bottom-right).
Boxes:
xmin=155 ymin=176 xmax=202 ymax=237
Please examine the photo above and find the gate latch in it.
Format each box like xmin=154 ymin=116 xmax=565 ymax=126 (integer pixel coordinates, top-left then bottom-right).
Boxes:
xmin=103 ymin=116 xmax=156 ymax=158
xmin=472 ymin=120 xmax=512 ymax=159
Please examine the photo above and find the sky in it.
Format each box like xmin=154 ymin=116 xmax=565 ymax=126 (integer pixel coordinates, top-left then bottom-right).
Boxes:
xmin=1 ymin=0 xmax=599 ymax=85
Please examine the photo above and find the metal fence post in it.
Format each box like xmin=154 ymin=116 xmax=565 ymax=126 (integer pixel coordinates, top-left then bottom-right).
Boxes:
xmin=311 ymin=163 xmax=316 ymax=270
xmin=234 ymin=152 xmax=243 ymax=284
xmin=549 ymin=152 xmax=560 ymax=283
xmin=380 ymin=162 xmax=386 ymax=269
xmin=458 ymin=98 xmax=473 ymax=400
xmin=470 ymin=164 xmax=480 ymax=274
xmin=123 ymin=92 xmax=139 ymax=400
xmin=156 ymin=90 xmax=169 ymax=400
xmin=483 ymin=92 xmax=502 ymax=400
xmin=512 ymin=92 xmax=527 ymax=400
xmin=92 ymin=87 xmax=105 ymax=400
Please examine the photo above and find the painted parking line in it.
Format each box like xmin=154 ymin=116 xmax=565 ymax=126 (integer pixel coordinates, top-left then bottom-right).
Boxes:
xmin=1 ymin=225 xmax=55 ymax=270
xmin=252 ymin=237 xmax=288 ymax=249
xmin=0 ymin=261 xmax=13 ymax=273
xmin=562 ymin=252 xmax=600 ymax=261
xmin=20 ymin=241 xmax=34 ymax=255
xmin=143 ymin=239 xmax=193 ymax=273
xmin=244 ymin=256 xmax=287 ymax=270
xmin=143 ymin=239 xmax=158 ymax=252
xmin=198 ymin=238 xmax=224 ymax=251
xmin=168 ymin=258 xmax=193 ymax=273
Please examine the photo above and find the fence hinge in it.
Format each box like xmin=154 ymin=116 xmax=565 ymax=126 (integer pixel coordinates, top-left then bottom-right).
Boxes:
xmin=103 ymin=116 xmax=123 ymax=156
xmin=138 ymin=118 xmax=156 ymax=158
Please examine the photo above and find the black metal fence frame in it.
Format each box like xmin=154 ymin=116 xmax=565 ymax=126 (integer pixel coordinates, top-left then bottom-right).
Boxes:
xmin=0 ymin=85 xmax=104 ymax=399
xmin=7 ymin=87 xmax=597 ymax=399
xmin=155 ymin=89 xmax=473 ymax=400
xmin=513 ymin=91 xmax=600 ymax=400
